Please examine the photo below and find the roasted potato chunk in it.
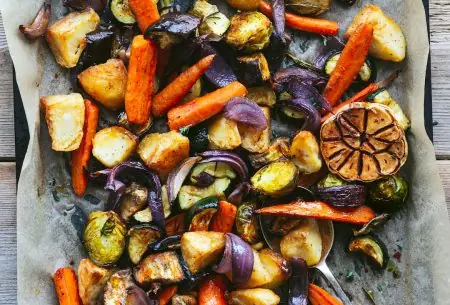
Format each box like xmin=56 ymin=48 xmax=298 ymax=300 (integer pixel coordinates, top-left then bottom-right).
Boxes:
xmin=239 ymin=107 xmax=271 ymax=153
xmin=134 ymin=251 xmax=185 ymax=285
xmin=40 ymin=93 xmax=85 ymax=151
xmin=290 ymin=131 xmax=322 ymax=174
xmin=172 ymin=295 xmax=198 ymax=305
xmin=181 ymin=232 xmax=226 ymax=273
xmin=138 ymin=131 xmax=190 ymax=180
xmin=104 ymin=269 xmax=134 ymax=305
xmin=258 ymin=249 xmax=291 ymax=289
xmin=345 ymin=5 xmax=406 ymax=62
xmin=92 ymin=126 xmax=137 ymax=168
xmin=239 ymin=249 xmax=271 ymax=288
xmin=77 ymin=258 xmax=116 ymax=305
xmin=78 ymin=59 xmax=128 ymax=110
xmin=208 ymin=115 xmax=242 ymax=150
xmin=46 ymin=8 xmax=100 ymax=68
xmin=228 ymin=288 xmax=280 ymax=305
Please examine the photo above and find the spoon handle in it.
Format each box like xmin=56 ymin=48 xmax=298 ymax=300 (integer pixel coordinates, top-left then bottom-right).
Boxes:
xmin=315 ymin=262 xmax=353 ymax=305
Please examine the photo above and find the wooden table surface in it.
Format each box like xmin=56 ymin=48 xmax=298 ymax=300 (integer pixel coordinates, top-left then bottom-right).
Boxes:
xmin=1 ymin=2 xmax=450 ymax=303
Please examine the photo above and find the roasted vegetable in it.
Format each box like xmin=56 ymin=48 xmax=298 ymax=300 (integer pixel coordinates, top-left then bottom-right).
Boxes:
xmin=46 ymin=8 xmax=100 ymax=68
xmin=286 ymin=0 xmax=332 ymax=16
xmin=258 ymin=249 xmax=291 ymax=289
xmin=324 ymin=52 xmax=376 ymax=83
xmin=133 ymin=186 xmax=172 ymax=222
xmin=103 ymin=270 xmax=135 ymax=305
xmin=199 ymin=12 xmax=231 ymax=37
xmin=368 ymin=175 xmax=408 ymax=212
xmin=40 ymin=93 xmax=85 ymax=152
xmin=178 ymin=178 xmax=231 ymax=210
xmin=118 ymin=183 xmax=148 ymax=221
xmin=224 ymin=97 xmax=268 ymax=132
xmin=264 ymin=32 xmax=291 ymax=74
xmin=111 ymin=0 xmax=136 ymax=24
xmin=236 ymin=201 xmax=261 ymax=244
xmin=239 ymin=106 xmax=271 ymax=153
xmin=225 ymin=12 xmax=273 ymax=53
xmin=249 ymin=138 xmax=290 ymax=169
xmin=137 ymin=131 xmax=190 ymax=180
xmin=210 ymin=201 xmax=238 ymax=233
xmin=348 ymin=235 xmax=388 ymax=269
xmin=315 ymin=184 xmax=366 ymax=208
xmin=345 ymin=5 xmax=406 ymax=62
xmin=92 ymin=126 xmax=138 ymax=168
xmin=78 ymin=59 xmax=128 ymax=111
xmin=186 ymin=196 xmax=219 ymax=231
xmin=19 ymin=3 xmax=51 ymax=40
xmin=182 ymin=125 xmax=210 ymax=154
xmin=135 ymin=251 xmax=185 ymax=285
xmin=127 ymin=224 xmax=161 ymax=264
xmin=251 ymin=161 xmax=299 ymax=197
xmin=228 ymin=288 xmax=280 ymax=305
xmin=316 ymin=173 xmax=346 ymax=189
xmin=198 ymin=275 xmax=228 ymax=305
xmin=239 ymin=249 xmax=271 ymax=288
xmin=83 ymin=211 xmax=127 ymax=267
xmin=370 ymin=89 xmax=411 ymax=130
xmin=280 ymin=219 xmax=322 ymax=266
xmin=290 ymin=131 xmax=322 ymax=174
xmin=117 ymin=112 xmax=153 ymax=137
xmin=173 ymin=295 xmax=198 ymax=305
xmin=246 ymin=87 xmax=277 ymax=107
xmin=77 ymin=258 xmax=116 ymax=305
xmin=53 ymin=267 xmax=82 ymax=305
xmin=181 ymin=231 xmax=226 ymax=273
xmin=208 ymin=115 xmax=242 ymax=150
xmin=236 ymin=53 xmax=271 ymax=87
xmin=226 ymin=0 xmax=260 ymax=11
xmin=270 ymin=217 xmax=302 ymax=236
xmin=190 ymin=162 xmax=236 ymax=186
xmin=353 ymin=213 xmax=391 ymax=237
xmin=190 ymin=0 xmax=218 ymax=18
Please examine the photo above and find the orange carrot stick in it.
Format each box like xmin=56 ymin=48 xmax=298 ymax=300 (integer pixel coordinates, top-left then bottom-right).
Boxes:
xmin=125 ymin=35 xmax=158 ymax=124
xmin=129 ymin=0 xmax=160 ymax=33
xmin=256 ymin=201 xmax=375 ymax=225
xmin=53 ymin=267 xmax=82 ymax=305
xmin=199 ymin=275 xmax=228 ymax=305
xmin=153 ymin=55 xmax=216 ymax=117
xmin=259 ymin=1 xmax=339 ymax=36
xmin=322 ymin=23 xmax=374 ymax=106
xmin=167 ymin=81 xmax=247 ymax=130
xmin=309 ymin=284 xmax=343 ymax=305
xmin=158 ymin=285 xmax=178 ymax=305
xmin=210 ymin=201 xmax=237 ymax=233
xmin=71 ymin=100 xmax=99 ymax=197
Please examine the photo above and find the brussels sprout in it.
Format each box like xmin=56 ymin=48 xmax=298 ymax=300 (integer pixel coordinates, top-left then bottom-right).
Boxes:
xmin=286 ymin=0 xmax=332 ymax=16
xmin=199 ymin=12 xmax=231 ymax=37
xmin=118 ymin=183 xmax=148 ymax=222
xmin=127 ymin=225 xmax=161 ymax=264
xmin=236 ymin=201 xmax=261 ymax=244
xmin=368 ymin=175 xmax=408 ymax=212
xmin=251 ymin=161 xmax=299 ymax=197
xmin=225 ymin=12 xmax=273 ymax=53
xmin=316 ymin=173 xmax=347 ymax=189
xmin=84 ymin=211 xmax=126 ymax=267
xmin=249 ymin=138 xmax=290 ymax=169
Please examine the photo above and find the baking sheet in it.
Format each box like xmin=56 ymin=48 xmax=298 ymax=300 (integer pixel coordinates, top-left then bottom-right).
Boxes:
xmin=2 ymin=0 xmax=450 ymax=304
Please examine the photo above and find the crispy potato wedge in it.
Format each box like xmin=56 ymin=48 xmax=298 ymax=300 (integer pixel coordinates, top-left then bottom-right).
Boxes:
xmin=238 ymin=250 xmax=271 ymax=289
xmin=239 ymin=107 xmax=271 ymax=153
xmin=208 ymin=115 xmax=242 ymax=150
xmin=77 ymin=258 xmax=116 ymax=305
xmin=259 ymin=249 xmax=291 ymax=289
xmin=290 ymin=131 xmax=322 ymax=174
xmin=181 ymin=232 xmax=225 ymax=274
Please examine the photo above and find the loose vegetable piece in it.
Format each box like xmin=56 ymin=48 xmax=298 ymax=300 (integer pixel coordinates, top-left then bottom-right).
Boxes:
xmin=125 ymin=35 xmax=157 ymax=125
xmin=286 ymin=0 xmax=331 ymax=15
xmin=167 ymin=81 xmax=247 ymax=130
xmin=53 ymin=267 xmax=82 ymax=305
xmin=236 ymin=53 xmax=271 ymax=86
xmin=224 ymin=97 xmax=268 ymax=131
xmin=239 ymin=106 xmax=271 ymax=154
xmin=288 ymin=258 xmax=308 ymax=305
xmin=129 ymin=0 xmax=160 ymax=32
xmin=210 ymin=201 xmax=238 ymax=233
xmin=259 ymin=249 xmax=291 ymax=289
xmin=134 ymin=251 xmax=185 ymax=284
xmin=236 ymin=202 xmax=261 ymax=244
xmin=290 ymin=131 xmax=322 ymax=174
xmin=77 ymin=258 xmax=115 ymax=305
xmin=308 ymin=284 xmax=343 ymax=305
xmin=104 ymin=269 xmax=135 ymax=305
xmin=251 ymin=161 xmax=299 ymax=197
xmin=153 ymin=55 xmax=216 ymax=116
xmin=187 ymin=198 xmax=219 ymax=231
xmin=322 ymin=23 xmax=374 ymax=106
xmin=19 ymin=3 xmax=51 ymax=40
xmin=159 ymin=286 xmax=178 ymax=305
xmin=207 ymin=115 xmax=242 ymax=150
xmin=315 ymin=185 xmax=366 ymax=208
xmin=371 ymin=89 xmax=411 ymax=130
xmin=368 ymin=175 xmax=408 ymax=212
xmin=111 ymin=0 xmax=136 ymax=24
xmin=166 ymin=213 xmax=187 ymax=236
xmin=199 ymin=275 xmax=228 ymax=305
xmin=127 ymin=224 xmax=161 ymax=264
xmin=71 ymin=100 xmax=99 ymax=196
xmin=228 ymin=288 xmax=280 ymax=305
xmin=348 ymin=235 xmax=388 ymax=269
xmin=256 ymin=201 xmax=376 ymax=225
xmin=173 ymin=295 xmax=198 ymax=305
xmin=259 ymin=1 xmax=338 ymax=36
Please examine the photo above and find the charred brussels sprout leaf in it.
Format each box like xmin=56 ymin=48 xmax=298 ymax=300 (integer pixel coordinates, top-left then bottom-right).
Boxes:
xmin=127 ymin=225 xmax=161 ymax=264
xmin=83 ymin=211 xmax=126 ymax=267
xmin=369 ymin=175 xmax=408 ymax=212
xmin=236 ymin=201 xmax=261 ymax=244
xmin=251 ymin=161 xmax=299 ymax=197
xmin=348 ymin=235 xmax=389 ymax=269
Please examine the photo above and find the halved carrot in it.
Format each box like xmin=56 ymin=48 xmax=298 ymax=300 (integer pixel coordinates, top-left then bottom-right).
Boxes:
xmin=309 ymin=284 xmax=343 ymax=305
xmin=322 ymin=23 xmax=374 ymax=106
xmin=256 ymin=201 xmax=375 ymax=225
xmin=125 ymin=35 xmax=158 ymax=124
xmin=53 ymin=267 xmax=82 ymax=305
xmin=167 ymin=81 xmax=247 ymax=130
xmin=71 ymin=100 xmax=99 ymax=197
xmin=210 ymin=201 xmax=237 ymax=233
xmin=259 ymin=1 xmax=338 ymax=36
xmin=158 ymin=285 xmax=178 ymax=305
xmin=153 ymin=55 xmax=216 ymax=117
xmin=129 ymin=0 xmax=160 ymax=33
xmin=199 ymin=275 xmax=228 ymax=305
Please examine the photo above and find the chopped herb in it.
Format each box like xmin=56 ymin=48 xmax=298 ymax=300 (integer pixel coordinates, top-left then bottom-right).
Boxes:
xmin=179 ymin=126 xmax=191 ymax=136
xmin=387 ymin=260 xmax=402 ymax=279
xmin=363 ymin=287 xmax=376 ymax=304
xmin=345 ymin=271 xmax=354 ymax=282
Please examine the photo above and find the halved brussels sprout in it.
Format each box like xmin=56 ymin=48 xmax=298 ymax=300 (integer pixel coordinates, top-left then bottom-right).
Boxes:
xmin=236 ymin=201 xmax=261 ymax=244
xmin=368 ymin=175 xmax=408 ymax=212
xmin=251 ymin=161 xmax=299 ymax=197
xmin=249 ymin=138 xmax=290 ymax=170
xmin=348 ymin=235 xmax=389 ymax=269
xmin=225 ymin=12 xmax=273 ymax=53
xmin=178 ymin=178 xmax=231 ymax=210
xmin=316 ymin=173 xmax=347 ymax=189
xmin=127 ymin=225 xmax=161 ymax=264
xmin=83 ymin=211 xmax=126 ymax=267
xmin=118 ymin=183 xmax=148 ymax=222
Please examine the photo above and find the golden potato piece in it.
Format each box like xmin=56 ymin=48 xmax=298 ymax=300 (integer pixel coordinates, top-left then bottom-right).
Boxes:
xmin=258 ymin=249 xmax=290 ymax=289
xmin=208 ymin=115 xmax=242 ymax=150
xmin=78 ymin=59 xmax=128 ymax=110
xmin=238 ymin=250 xmax=271 ymax=288
xmin=40 ymin=93 xmax=85 ymax=151
xmin=137 ymin=131 xmax=190 ymax=181
xmin=228 ymin=289 xmax=280 ymax=305
xmin=239 ymin=107 xmax=271 ymax=153
xmin=290 ymin=131 xmax=322 ymax=174
xmin=46 ymin=8 xmax=100 ymax=68
xmin=78 ymin=258 xmax=116 ymax=305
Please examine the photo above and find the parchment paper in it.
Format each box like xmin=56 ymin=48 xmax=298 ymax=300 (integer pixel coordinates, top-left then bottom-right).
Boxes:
xmin=2 ymin=0 xmax=450 ymax=303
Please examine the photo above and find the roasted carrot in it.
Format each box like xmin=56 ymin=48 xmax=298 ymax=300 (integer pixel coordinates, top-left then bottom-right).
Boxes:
xmin=256 ymin=201 xmax=375 ymax=225
xmin=259 ymin=1 xmax=338 ymax=36
xmin=71 ymin=100 xmax=99 ymax=197
xmin=167 ymin=81 xmax=247 ymax=130
xmin=125 ymin=35 xmax=158 ymax=124
xmin=308 ymin=284 xmax=343 ymax=305
xmin=153 ymin=55 xmax=216 ymax=117
xmin=322 ymin=23 xmax=374 ymax=107
xmin=210 ymin=201 xmax=237 ymax=233
xmin=129 ymin=0 xmax=160 ymax=33
xmin=53 ymin=267 xmax=82 ymax=305
xmin=166 ymin=213 xmax=186 ymax=236
xmin=199 ymin=275 xmax=228 ymax=305
xmin=158 ymin=285 xmax=178 ymax=305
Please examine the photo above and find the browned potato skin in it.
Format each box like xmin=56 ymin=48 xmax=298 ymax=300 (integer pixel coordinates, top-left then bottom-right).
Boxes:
xmin=77 ymin=258 xmax=116 ymax=305
xmin=226 ymin=0 xmax=260 ymax=11
xmin=78 ymin=59 xmax=128 ymax=110
xmin=286 ymin=0 xmax=332 ymax=16
xmin=137 ymin=131 xmax=190 ymax=181
xmin=134 ymin=251 xmax=185 ymax=285
xmin=259 ymin=249 xmax=291 ymax=289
